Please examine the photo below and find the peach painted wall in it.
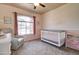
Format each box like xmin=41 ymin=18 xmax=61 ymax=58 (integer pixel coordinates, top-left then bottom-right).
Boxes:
xmin=0 ymin=4 xmax=41 ymax=41
xmin=42 ymin=3 xmax=79 ymax=36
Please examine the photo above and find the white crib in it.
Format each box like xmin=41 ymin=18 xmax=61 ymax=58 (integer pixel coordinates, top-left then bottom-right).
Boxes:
xmin=41 ymin=30 xmax=66 ymax=47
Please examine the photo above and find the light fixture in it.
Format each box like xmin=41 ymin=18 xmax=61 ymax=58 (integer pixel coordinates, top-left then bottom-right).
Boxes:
xmin=34 ymin=3 xmax=39 ymax=6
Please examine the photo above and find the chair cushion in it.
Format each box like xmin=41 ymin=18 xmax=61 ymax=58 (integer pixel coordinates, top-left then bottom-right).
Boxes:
xmin=11 ymin=37 xmax=24 ymax=50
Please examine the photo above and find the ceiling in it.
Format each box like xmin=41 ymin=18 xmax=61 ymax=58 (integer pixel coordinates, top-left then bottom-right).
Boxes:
xmin=5 ymin=3 xmax=65 ymax=14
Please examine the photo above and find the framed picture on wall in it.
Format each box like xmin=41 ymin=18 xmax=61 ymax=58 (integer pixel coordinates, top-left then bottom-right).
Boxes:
xmin=0 ymin=17 xmax=4 ymax=24
xmin=4 ymin=16 xmax=12 ymax=24
xmin=0 ymin=19 xmax=4 ymax=24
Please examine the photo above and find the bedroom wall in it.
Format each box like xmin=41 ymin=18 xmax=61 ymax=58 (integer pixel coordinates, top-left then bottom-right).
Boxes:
xmin=0 ymin=4 xmax=41 ymax=41
xmin=42 ymin=3 xmax=79 ymax=35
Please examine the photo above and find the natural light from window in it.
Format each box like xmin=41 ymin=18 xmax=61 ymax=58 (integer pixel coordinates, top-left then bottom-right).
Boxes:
xmin=17 ymin=15 xmax=34 ymax=35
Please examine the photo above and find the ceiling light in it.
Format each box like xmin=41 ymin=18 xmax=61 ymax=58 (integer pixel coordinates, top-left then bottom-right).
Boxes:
xmin=34 ymin=3 xmax=39 ymax=6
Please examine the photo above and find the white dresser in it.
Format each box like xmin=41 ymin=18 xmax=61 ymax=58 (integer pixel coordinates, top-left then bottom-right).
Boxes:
xmin=0 ymin=33 xmax=11 ymax=55
xmin=41 ymin=29 xmax=66 ymax=47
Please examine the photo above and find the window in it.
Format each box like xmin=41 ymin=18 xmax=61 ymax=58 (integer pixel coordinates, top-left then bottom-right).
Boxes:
xmin=17 ymin=15 xmax=34 ymax=35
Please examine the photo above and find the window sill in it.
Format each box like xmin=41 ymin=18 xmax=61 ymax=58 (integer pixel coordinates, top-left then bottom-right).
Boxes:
xmin=18 ymin=34 xmax=34 ymax=36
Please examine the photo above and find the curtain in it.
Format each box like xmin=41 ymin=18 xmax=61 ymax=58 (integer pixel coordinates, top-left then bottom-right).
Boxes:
xmin=14 ymin=12 xmax=18 ymax=35
xmin=33 ymin=16 xmax=36 ymax=35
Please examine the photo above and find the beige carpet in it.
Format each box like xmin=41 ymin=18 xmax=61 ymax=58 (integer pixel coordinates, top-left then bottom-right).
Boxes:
xmin=12 ymin=40 xmax=79 ymax=55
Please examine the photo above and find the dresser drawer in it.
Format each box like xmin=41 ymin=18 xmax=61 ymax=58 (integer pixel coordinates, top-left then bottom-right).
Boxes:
xmin=66 ymin=37 xmax=79 ymax=50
